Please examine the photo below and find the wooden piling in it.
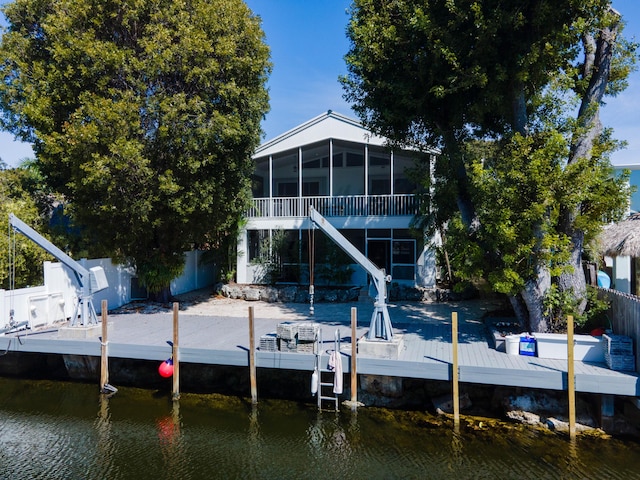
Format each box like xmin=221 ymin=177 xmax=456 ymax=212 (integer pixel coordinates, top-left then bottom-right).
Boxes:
xmin=172 ymin=302 xmax=180 ymax=401
xmin=452 ymin=311 xmax=460 ymax=429
xmin=249 ymin=306 xmax=258 ymax=404
xmin=100 ymin=299 xmax=109 ymax=392
xmin=567 ymin=314 xmax=576 ymax=439
xmin=350 ymin=307 xmax=357 ymax=409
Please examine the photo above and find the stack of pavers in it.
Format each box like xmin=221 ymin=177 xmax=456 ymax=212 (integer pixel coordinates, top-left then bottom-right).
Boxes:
xmin=603 ymin=333 xmax=636 ymax=371
xmin=277 ymin=322 xmax=298 ymax=352
xmin=296 ymin=323 xmax=319 ymax=353
xmin=259 ymin=332 xmax=278 ymax=352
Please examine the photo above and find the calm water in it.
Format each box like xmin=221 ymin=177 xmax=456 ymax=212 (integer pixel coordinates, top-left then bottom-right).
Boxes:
xmin=1 ymin=378 xmax=639 ymax=480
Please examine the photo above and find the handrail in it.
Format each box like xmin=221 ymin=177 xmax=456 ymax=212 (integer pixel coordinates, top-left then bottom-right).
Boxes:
xmin=247 ymin=194 xmax=418 ymax=218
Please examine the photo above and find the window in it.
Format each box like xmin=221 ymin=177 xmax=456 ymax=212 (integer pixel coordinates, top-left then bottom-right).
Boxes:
xmin=277 ymin=182 xmax=297 ymax=197
xmin=346 ymin=152 xmax=364 ymax=167
xmin=302 ymin=181 xmax=320 ymax=196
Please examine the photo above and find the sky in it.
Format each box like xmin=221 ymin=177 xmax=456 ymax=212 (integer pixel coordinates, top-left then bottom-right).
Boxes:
xmin=1 ymin=0 xmax=639 ymax=169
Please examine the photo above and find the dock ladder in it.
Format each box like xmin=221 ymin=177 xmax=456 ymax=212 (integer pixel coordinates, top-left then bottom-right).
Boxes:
xmin=314 ymin=328 xmax=341 ymax=411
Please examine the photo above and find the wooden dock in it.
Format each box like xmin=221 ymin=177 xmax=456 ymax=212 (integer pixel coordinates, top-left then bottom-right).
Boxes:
xmin=0 ymin=299 xmax=638 ymax=397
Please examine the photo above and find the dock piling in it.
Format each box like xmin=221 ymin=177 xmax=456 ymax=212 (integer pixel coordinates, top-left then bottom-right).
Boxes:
xmin=350 ymin=307 xmax=357 ymax=410
xmin=567 ymin=314 xmax=576 ymax=439
xmin=100 ymin=300 xmax=109 ymax=393
xmin=249 ymin=306 xmax=258 ymax=404
xmin=452 ymin=311 xmax=460 ymax=430
xmin=172 ymin=302 xmax=180 ymax=401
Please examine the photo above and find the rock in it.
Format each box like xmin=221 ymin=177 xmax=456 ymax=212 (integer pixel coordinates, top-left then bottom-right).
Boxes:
xmin=506 ymin=409 xmax=541 ymax=425
xmin=260 ymin=287 xmax=279 ymax=303
xmin=324 ymin=290 xmax=339 ymax=302
xmin=360 ymin=374 xmax=403 ymax=398
xmin=279 ymin=286 xmax=297 ymax=302
xmin=501 ymin=391 xmax=599 ymax=430
xmin=243 ymin=287 xmax=261 ymax=301
xmin=432 ymin=392 xmax=472 ymax=414
xmin=294 ymin=289 xmax=309 ymax=303
xmin=221 ymin=284 xmax=243 ymax=299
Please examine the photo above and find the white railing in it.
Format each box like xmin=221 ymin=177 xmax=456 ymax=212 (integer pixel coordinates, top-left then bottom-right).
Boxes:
xmin=247 ymin=194 xmax=419 ymax=218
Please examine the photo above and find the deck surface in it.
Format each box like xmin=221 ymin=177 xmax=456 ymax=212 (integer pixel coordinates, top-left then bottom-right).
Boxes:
xmin=1 ymin=297 xmax=638 ymax=396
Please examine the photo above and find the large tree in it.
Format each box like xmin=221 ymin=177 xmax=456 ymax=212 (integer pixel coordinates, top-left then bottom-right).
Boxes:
xmin=0 ymin=162 xmax=54 ymax=289
xmin=342 ymin=0 xmax=636 ymax=331
xmin=0 ymin=0 xmax=271 ymax=300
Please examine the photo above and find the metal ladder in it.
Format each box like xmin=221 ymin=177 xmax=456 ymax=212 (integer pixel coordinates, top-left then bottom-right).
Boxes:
xmin=314 ymin=328 xmax=341 ymax=411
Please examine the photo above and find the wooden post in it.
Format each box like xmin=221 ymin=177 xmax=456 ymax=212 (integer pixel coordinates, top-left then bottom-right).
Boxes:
xmin=350 ymin=307 xmax=357 ymax=409
xmin=172 ymin=302 xmax=180 ymax=401
xmin=567 ymin=314 xmax=576 ymax=439
xmin=100 ymin=299 xmax=109 ymax=392
xmin=452 ymin=311 xmax=460 ymax=430
xmin=248 ymin=306 xmax=258 ymax=404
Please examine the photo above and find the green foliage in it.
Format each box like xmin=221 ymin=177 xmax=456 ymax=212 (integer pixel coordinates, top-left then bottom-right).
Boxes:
xmin=315 ymin=243 xmax=355 ymax=286
xmin=0 ymin=0 xmax=271 ymax=293
xmin=343 ymin=0 xmax=637 ymax=329
xmin=543 ymin=285 xmax=609 ymax=333
xmin=252 ymin=229 xmax=298 ymax=285
xmin=0 ymin=165 xmax=53 ymax=288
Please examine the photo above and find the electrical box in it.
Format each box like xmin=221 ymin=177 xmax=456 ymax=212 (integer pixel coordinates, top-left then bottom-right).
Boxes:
xmin=90 ymin=266 xmax=109 ymax=292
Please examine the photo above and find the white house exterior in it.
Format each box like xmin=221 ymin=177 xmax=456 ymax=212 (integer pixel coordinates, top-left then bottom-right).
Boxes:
xmin=605 ymin=165 xmax=640 ymax=294
xmin=236 ymin=110 xmax=438 ymax=288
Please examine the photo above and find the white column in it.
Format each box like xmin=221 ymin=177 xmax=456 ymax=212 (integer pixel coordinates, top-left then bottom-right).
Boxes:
xmin=613 ymin=256 xmax=632 ymax=293
xmin=236 ymin=229 xmax=249 ymax=284
xmin=329 ymin=138 xmax=334 ymax=198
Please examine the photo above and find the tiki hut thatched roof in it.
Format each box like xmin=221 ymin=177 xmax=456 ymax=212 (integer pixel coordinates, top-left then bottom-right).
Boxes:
xmin=600 ymin=212 xmax=640 ymax=257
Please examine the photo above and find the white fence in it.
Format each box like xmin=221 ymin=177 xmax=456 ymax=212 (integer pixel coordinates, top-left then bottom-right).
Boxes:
xmin=1 ymin=251 xmax=216 ymax=329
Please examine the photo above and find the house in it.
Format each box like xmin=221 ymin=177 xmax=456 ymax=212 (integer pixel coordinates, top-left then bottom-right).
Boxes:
xmin=600 ymin=165 xmax=640 ymax=295
xmin=235 ymin=111 xmax=438 ymax=289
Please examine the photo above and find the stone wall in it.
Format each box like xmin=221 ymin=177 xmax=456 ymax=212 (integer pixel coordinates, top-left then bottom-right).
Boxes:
xmin=217 ymin=283 xmax=474 ymax=303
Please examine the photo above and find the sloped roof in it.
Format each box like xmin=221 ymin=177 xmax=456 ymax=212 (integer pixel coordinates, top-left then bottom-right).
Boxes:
xmin=253 ymin=110 xmax=389 ymax=158
xmin=600 ymin=212 xmax=640 ymax=257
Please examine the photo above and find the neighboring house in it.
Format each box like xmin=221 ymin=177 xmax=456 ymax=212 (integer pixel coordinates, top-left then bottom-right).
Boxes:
xmin=602 ymin=165 xmax=640 ymax=294
xmin=236 ymin=110 xmax=438 ymax=288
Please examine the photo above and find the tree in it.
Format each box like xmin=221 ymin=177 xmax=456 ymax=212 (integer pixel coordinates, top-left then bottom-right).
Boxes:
xmin=0 ymin=0 xmax=271 ymax=301
xmin=0 ymin=163 xmax=54 ymax=289
xmin=342 ymin=0 xmax=636 ymax=331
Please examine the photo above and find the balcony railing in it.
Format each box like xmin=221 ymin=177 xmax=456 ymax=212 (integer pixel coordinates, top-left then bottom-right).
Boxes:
xmin=247 ymin=194 xmax=419 ymax=218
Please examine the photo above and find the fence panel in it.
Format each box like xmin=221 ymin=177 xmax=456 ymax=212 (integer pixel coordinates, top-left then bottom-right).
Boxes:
xmin=598 ymin=288 xmax=640 ymax=372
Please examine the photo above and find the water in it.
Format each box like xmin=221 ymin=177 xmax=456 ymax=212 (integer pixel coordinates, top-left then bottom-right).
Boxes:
xmin=1 ymin=378 xmax=639 ymax=480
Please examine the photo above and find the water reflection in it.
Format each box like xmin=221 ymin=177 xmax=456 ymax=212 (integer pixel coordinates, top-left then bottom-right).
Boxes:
xmin=0 ymin=377 xmax=639 ymax=480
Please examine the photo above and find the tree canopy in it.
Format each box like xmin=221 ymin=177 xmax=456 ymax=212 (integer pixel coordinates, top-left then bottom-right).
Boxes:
xmin=0 ymin=0 xmax=271 ymax=298
xmin=0 ymin=162 xmax=54 ymax=289
xmin=342 ymin=0 xmax=637 ymax=331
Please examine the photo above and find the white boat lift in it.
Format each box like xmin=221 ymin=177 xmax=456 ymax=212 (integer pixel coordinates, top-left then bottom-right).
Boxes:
xmin=308 ymin=206 xmax=394 ymax=341
xmin=8 ymin=213 xmax=108 ymax=327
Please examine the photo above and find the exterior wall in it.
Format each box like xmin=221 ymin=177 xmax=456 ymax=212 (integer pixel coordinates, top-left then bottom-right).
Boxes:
xmin=238 ymin=216 xmax=437 ymax=288
xmin=1 ymin=251 xmax=215 ymax=329
xmin=241 ymin=112 xmax=438 ymax=289
xmin=611 ymin=255 xmax=632 ymax=293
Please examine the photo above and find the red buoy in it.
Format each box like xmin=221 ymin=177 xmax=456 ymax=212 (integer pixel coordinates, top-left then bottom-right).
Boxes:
xmin=158 ymin=358 xmax=174 ymax=378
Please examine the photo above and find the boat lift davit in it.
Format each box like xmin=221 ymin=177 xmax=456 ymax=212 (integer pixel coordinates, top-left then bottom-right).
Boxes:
xmin=8 ymin=213 xmax=108 ymax=327
xmin=308 ymin=206 xmax=394 ymax=341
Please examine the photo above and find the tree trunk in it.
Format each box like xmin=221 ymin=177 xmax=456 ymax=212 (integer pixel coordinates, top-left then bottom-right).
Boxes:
xmin=521 ymin=268 xmax=551 ymax=333
xmin=508 ymin=293 xmax=530 ymax=332
xmin=148 ymin=285 xmax=173 ymax=303
xmin=441 ymin=130 xmax=478 ymax=233
xmin=557 ymin=22 xmax=618 ymax=314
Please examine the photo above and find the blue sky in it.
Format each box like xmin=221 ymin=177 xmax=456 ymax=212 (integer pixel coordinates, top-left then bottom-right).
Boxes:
xmin=1 ymin=0 xmax=639 ymax=168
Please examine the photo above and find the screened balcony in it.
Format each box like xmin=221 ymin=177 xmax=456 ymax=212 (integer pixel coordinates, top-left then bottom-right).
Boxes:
xmin=249 ymin=138 xmax=426 ymax=219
